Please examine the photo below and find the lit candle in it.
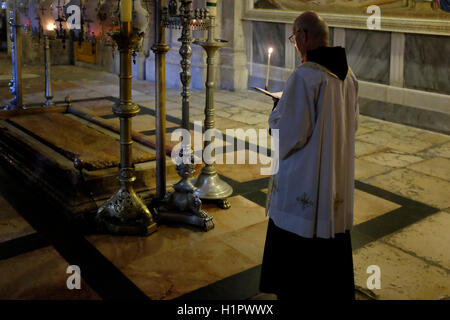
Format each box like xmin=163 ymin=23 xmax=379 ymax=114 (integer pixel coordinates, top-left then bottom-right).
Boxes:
xmin=265 ymin=47 xmax=273 ymax=91
xmin=44 ymin=23 xmax=55 ymax=36
xmin=120 ymin=0 xmax=132 ymax=22
xmin=206 ymin=0 xmax=217 ymax=17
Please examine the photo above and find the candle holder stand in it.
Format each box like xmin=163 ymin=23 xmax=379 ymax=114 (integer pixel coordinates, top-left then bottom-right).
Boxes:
xmin=3 ymin=1 xmax=25 ymax=110
xmin=192 ymin=14 xmax=232 ymax=210
xmin=95 ymin=22 xmax=157 ymax=236
xmin=151 ymin=0 xmax=170 ymax=202
xmin=43 ymin=34 xmax=54 ymax=107
xmin=150 ymin=0 xmax=214 ymax=231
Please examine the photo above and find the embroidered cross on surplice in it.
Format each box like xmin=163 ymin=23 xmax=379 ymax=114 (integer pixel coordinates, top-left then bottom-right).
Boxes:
xmin=296 ymin=192 xmax=313 ymax=210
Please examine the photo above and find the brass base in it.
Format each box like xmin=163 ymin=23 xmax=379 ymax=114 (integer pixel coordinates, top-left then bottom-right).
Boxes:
xmin=95 ymin=188 xmax=158 ymax=236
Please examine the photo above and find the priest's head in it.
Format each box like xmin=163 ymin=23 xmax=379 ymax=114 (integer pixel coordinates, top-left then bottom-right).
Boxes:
xmin=292 ymin=11 xmax=329 ymax=62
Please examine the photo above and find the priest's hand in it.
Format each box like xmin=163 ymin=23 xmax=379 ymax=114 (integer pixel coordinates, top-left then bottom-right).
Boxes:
xmin=269 ymin=99 xmax=279 ymax=136
xmin=272 ymin=98 xmax=279 ymax=111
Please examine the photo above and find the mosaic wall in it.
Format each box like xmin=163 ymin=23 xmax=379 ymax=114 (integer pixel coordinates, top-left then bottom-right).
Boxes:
xmin=254 ymin=0 xmax=450 ymax=20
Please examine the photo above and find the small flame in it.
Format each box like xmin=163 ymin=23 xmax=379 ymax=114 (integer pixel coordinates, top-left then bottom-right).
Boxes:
xmin=268 ymin=47 xmax=273 ymax=55
xmin=46 ymin=24 xmax=55 ymax=32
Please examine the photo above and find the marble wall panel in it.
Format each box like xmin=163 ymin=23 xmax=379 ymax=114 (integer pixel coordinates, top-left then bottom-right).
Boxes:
xmin=404 ymin=34 xmax=450 ymax=95
xmin=252 ymin=21 xmax=286 ymax=68
xmin=346 ymin=29 xmax=391 ymax=85
xmin=329 ymin=27 xmax=334 ymax=47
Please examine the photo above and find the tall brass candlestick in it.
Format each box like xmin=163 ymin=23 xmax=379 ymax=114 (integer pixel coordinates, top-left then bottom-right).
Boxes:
xmin=95 ymin=21 xmax=157 ymax=236
xmin=152 ymin=0 xmax=170 ymax=200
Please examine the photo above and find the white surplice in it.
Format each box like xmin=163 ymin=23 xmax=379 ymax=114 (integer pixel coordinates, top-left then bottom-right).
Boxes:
xmin=267 ymin=61 xmax=359 ymax=239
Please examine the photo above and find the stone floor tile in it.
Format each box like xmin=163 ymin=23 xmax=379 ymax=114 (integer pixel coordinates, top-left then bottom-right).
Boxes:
xmin=420 ymin=142 xmax=450 ymax=159
xmin=407 ymin=157 xmax=450 ymax=180
xmin=414 ymin=131 xmax=450 ymax=146
xmin=354 ymin=190 xmax=401 ymax=225
xmin=218 ymin=220 xmax=268 ymax=264
xmin=250 ymin=293 xmax=278 ymax=300
xmin=216 ymin=150 xmax=274 ymax=182
xmin=355 ymin=158 xmax=393 ymax=180
xmin=353 ymin=241 xmax=450 ymax=300
xmin=0 ymin=246 xmax=100 ymax=299
xmin=356 ymin=126 xmax=376 ymax=136
xmin=360 ymin=151 xmax=424 ymax=168
xmin=357 ymin=131 xmax=432 ymax=154
xmin=120 ymin=236 xmax=257 ymax=300
xmin=355 ymin=140 xmax=389 ymax=158
xmin=229 ymin=110 xmax=270 ymax=126
xmin=364 ymin=168 xmax=450 ymax=209
xmin=0 ymin=196 xmax=35 ymax=242
xmin=88 ymin=196 xmax=266 ymax=271
xmin=383 ymin=212 xmax=450 ymax=270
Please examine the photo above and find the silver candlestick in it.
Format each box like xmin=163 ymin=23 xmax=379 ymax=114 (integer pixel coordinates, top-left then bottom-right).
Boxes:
xmin=192 ymin=5 xmax=232 ymax=210
xmin=43 ymin=34 xmax=54 ymax=107
xmin=152 ymin=0 xmax=214 ymax=231
xmin=3 ymin=0 xmax=25 ymax=110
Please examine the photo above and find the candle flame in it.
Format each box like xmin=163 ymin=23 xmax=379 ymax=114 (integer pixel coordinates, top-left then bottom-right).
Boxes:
xmin=46 ymin=24 xmax=55 ymax=31
xmin=268 ymin=47 xmax=273 ymax=55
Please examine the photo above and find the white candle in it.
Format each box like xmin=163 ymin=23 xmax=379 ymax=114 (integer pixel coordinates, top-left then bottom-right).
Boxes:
xmin=206 ymin=0 xmax=217 ymax=17
xmin=265 ymin=47 xmax=273 ymax=91
xmin=121 ymin=0 xmax=132 ymax=22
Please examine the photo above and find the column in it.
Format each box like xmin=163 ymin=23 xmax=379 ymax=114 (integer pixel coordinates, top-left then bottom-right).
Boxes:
xmin=218 ymin=0 xmax=249 ymax=91
xmin=389 ymin=32 xmax=405 ymax=88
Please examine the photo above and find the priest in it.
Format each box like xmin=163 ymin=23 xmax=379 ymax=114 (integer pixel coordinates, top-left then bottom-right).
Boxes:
xmin=260 ymin=11 xmax=359 ymax=301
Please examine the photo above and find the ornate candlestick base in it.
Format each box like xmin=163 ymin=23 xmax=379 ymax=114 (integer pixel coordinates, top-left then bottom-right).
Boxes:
xmin=96 ymin=184 xmax=158 ymax=236
xmin=152 ymin=153 xmax=214 ymax=231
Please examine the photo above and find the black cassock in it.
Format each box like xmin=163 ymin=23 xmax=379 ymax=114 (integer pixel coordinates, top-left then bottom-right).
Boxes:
xmin=259 ymin=218 xmax=355 ymax=301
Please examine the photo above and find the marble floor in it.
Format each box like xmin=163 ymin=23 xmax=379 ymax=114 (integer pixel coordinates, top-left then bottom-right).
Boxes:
xmin=0 ymin=63 xmax=449 ymax=300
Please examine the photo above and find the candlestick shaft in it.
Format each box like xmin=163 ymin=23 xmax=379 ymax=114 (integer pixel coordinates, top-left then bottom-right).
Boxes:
xmin=179 ymin=0 xmax=193 ymax=137
xmin=5 ymin=2 xmax=24 ymax=110
xmin=121 ymin=0 xmax=132 ymax=22
xmin=44 ymin=35 xmax=54 ymax=107
xmin=152 ymin=0 xmax=170 ymax=200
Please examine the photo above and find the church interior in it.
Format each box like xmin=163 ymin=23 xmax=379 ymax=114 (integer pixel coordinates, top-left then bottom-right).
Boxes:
xmin=0 ymin=0 xmax=449 ymax=302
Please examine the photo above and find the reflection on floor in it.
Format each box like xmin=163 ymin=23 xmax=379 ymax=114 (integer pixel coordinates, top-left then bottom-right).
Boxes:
xmin=0 ymin=64 xmax=449 ymax=300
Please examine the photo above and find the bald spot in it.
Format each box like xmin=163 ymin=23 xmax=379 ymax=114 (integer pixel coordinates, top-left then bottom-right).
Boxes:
xmin=294 ymin=11 xmax=329 ymax=47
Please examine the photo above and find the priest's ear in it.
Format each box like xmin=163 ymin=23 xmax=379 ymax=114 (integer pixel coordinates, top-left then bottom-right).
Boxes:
xmin=295 ymin=29 xmax=308 ymax=61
